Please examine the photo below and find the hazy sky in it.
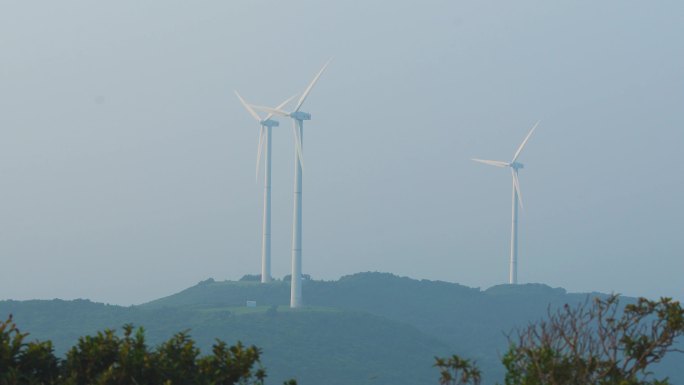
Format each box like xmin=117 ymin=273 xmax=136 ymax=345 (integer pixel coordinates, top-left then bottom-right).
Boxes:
xmin=1 ymin=1 xmax=682 ymax=305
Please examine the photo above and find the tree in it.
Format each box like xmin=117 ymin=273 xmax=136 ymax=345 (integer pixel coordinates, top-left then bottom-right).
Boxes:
xmin=282 ymin=274 xmax=310 ymax=282
xmin=501 ymin=295 xmax=684 ymax=384
xmin=436 ymin=295 xmax=684 ymax=385
xmin=1 ymin=316 xmax=294 ymax=385
xmin=62 ymin=326 xmax=268 ymax=385
xmin=0 ymin=315 xmax=59 ymax=385
xmin=434 ymin=355 xmax=481 ymax=385
xmin=198 ymin=341 xmax=266 ymax=385
xmin=239 ymin=275 xmax=261 ymax=282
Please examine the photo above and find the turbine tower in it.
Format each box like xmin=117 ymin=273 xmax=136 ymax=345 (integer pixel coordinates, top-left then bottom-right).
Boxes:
xmin=472 ymin=121 xmax=540 ymax=284
xmin=235 ymin=91 xmax=295 ymax=283
xmin=251 ymin=60 xmax=331 ymax=307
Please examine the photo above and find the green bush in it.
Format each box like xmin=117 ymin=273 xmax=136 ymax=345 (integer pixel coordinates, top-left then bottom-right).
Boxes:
xmin=0 ymin=316 xmax=290 ymax=385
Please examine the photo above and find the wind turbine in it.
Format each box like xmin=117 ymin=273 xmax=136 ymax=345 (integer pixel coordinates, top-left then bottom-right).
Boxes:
xmin=472 ymin=121 xmax=540 ymax=285
xmin=234 ymin=91 xmax=296 ymax=283
xmin=250 ymin=60 xmax=331 ymax=308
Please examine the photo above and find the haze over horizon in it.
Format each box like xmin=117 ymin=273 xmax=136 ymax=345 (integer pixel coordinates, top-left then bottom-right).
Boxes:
xmin=1 ymin=0 xmax=682 ymax=306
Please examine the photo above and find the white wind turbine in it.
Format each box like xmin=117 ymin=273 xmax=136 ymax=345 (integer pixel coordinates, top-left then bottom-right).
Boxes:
xmin=235 ymin=91 xmax=296 ymax=283
xmin=472 ymin=121 xmax=540 ymax=285
xmin=250 ymin=60 xmax=331 ymax=308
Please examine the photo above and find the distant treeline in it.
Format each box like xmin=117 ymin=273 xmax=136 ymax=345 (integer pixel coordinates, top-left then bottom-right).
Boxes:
xmin=237 ymin=274 xmax=312 ymax=282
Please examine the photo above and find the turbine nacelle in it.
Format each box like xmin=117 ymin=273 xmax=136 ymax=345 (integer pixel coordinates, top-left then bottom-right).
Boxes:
xmin=260 ymin=119 xmax=279 ymax=127
xmin=235 ymin=91 xmax=297 ymax=182
xmin=290 ymin=111 xmax=311 ymax=121
xmin=472 ymin=120 xmax=540 ymax=213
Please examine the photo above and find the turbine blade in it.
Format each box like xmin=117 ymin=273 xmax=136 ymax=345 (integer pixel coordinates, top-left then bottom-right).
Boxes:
xmin=251 ymin=104 xmax=290 ymax=117
xmin=264 ymin=94 xmax=298 ymax=122
xmin=292 ymin=120 xmax=304 ymax=169
xmin=294 ymin=58 xmax=331 ymax=112
xmin=512 ymin=120 xmax=540 ymax=162
xmin=512 ymin=169 xmax=524 ymax=210
xmin=471 ymin=158 xmax=509 ymax=168
xmin=256 ymin=126 xmax=265 ymax=182
xmin=276 ymin=94 xmax=298 ymax=110
xmin=234 ymin=91 xmax=262 ymax=122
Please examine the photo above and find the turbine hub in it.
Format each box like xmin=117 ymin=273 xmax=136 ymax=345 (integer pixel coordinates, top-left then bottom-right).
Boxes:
xmin=291 ymin=111 xmax=311 ymax=121
xmin=261 ymin=119 xmax=279 ymax=127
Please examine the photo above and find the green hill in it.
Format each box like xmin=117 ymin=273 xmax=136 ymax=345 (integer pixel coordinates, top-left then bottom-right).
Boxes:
xmin=2 ymin=272 xmax=682 ymax=385
xmin=140 ymin=272 xmax=602 ymax=381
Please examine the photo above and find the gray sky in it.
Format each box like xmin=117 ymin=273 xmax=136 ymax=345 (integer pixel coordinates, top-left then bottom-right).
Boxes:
xmin=1 ymin=0 xmax=682 ymax=305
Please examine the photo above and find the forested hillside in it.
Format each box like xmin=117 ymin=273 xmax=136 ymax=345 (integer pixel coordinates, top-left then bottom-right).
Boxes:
xmin=2 ymin=273 xmax=682 ymax=385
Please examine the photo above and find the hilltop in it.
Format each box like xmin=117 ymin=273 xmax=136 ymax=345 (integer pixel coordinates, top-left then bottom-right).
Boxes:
xmin=2 ymin=272 xmax=682 ymax=385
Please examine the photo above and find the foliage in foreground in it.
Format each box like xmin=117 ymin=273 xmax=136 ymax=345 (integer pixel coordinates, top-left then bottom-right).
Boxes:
xmin=435 ymin=355 xmax=481 ymax=385
xmin=436 ymin=295 xmax=684 ymax=385
xmin=3 ymin=293 xmax=683 ymax=385
xmin=0 ymin=316 xmax=289 ymax=385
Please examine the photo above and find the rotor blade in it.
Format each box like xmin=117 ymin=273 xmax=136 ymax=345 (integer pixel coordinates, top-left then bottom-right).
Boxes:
xmin=250 ymin=104 xmax=290 ymax=117
xmin=234 ymin=90 xmax=262 ymax=122
xmin=256 ymin=126 xmax=266 ymax=182
xmin=294 ymin=58 xmax=331 ymax=112
xmin=292 ymin=120 xmax=304 ymax=169
xmin=512 ymin=120 xmax=540 ymax=162
xmin=276 ymin=93 xmax=298 ymax=110
xmin=264 ymin=94 xmax=298 ymax=122
xmin=471 ymin=158 xmax=509 ymax=168
xmin=512 ymin=169 xmax=524 ymax=210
